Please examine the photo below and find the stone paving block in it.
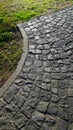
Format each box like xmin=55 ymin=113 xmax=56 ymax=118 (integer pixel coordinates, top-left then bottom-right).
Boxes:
xmin=68 ymin=123 xmax=73 ymax=130
xmin=51 ymin=86 xmax=58 ymax=94
xmin=14 ymin=113 xmax=28 ymax=129
xmin=3 ymin=84 xmax=19 ymax=104
xmin=68 ymin=97 xmax=73 ymax=107
xmin=51 ymin=94 xmax=60 ymax=103
xmin=44 ymin=67 xmax=51 ymax=72
xmin=48 ymin=103 xmax=58 ymax=115
xmin=55 ymin=118 xmax=68 ymax=130
xmin=25 ymin=97 xmax=39 ymax=108
xmin=41 ymin=116 xmax=56 ymax=130
xmin=21 ymin=104 xmax=34 ymax=119
xmin=37 ymin=101 xmax=49 ymax=113
xmin=34 ymin=60 xmax=43 ymax=67
xmin=0 ymin=118 xmax=16 ymax=130
xmin=0 ymin=6 xmax=73 ymax=130
xmin=51 ymin=67 xmax=61 ymax=73
xmin=24 ymin=120 xmax=40 ymax=130
xmin=67 ymin=89 xmax=73 ymax=97
xmin=43 ymin=72 xmax=51 ymax=83
xmin=31 ymin=111 xmax=45 ymax=127
xmin=58 ymin=108 xmax=69 ymax=121
xmin=15 ymin=78 xmax=24 ymax=85
xmin=57 ymin=79 xmax=69 ymax=88
xmin=0 ymin=99 xmax=6 ymax=111
xmin=13 ymin=94 xmax=25 ymax=108
xmin=51 ymin=73 xmax=62 ymax=80
xmin=3 ymin=102 xmax=18 ymax=117
xmin=69 ymin=80 xmax=73 ymax=88
xmin=41 ymin=82 xmax=51 ymax=90
xmin=45 ymin=116 xmax=56 ymax=127
xmin=58 ymin=88 xmax=67 ymax=98
xmin=40 ymin=90 xmax=51 ymax=102
xmin=59 ymin=98 xmax=68 ymax=108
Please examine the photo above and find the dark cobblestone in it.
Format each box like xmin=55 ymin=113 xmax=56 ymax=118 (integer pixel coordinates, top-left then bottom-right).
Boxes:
xmin=48 ymin=103 xmax=58 ymax=115
xmin=3 ymin=84 xmax=19 ymax=104
xmin=0 ymin=6 xmax=73 ymax=129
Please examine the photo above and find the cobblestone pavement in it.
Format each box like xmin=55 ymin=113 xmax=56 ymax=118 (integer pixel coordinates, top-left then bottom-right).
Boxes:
xmin=0 ymin=6 xmax=73 ymax=130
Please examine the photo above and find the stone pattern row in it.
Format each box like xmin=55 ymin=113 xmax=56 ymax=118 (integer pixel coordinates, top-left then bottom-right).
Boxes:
xmin=0 ymin=6 xmax=73 ymax=130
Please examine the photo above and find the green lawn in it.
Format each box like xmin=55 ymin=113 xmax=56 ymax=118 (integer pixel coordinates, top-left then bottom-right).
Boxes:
xmin=0 ymin=0 xmax=73 ymax=87
xmin=0 ymin=0 xmax=73 ymax=22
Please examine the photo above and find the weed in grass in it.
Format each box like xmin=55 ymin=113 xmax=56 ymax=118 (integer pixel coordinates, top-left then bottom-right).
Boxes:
xmin=0 ymin=32 xmax=13 ymax=42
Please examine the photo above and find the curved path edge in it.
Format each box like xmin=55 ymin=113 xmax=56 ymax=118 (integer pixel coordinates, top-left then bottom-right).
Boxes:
xmin=0 ymin=23 xmax=28 ymax=97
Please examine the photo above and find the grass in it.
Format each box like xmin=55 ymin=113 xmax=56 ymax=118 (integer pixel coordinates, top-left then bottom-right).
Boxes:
xmin=0 ymin=0 xmax=73 ymax=87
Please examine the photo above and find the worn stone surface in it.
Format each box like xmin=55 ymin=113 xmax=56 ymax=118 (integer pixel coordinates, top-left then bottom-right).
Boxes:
xmin=37 ymin=101 xmax=49 ymax=113
xmin=0 ymin=6 xmax=73 ymax=129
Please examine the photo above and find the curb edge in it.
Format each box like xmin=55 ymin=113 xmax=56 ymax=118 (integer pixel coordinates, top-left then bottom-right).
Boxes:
xmin=0 ymin=23 xmax=28 ymax=97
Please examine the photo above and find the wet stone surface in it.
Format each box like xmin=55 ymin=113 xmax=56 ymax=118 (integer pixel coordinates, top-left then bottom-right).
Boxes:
xmin=0 ymin=6 xmax=73 ymax=130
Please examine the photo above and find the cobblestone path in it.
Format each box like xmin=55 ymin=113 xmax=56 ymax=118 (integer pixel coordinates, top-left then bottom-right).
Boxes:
xmin=0 ymin=6 xmax=73 ymax=130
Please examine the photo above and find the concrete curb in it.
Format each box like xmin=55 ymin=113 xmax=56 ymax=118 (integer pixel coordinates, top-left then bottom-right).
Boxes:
xmin=0 ymin=23 xmax=28 ymax=97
